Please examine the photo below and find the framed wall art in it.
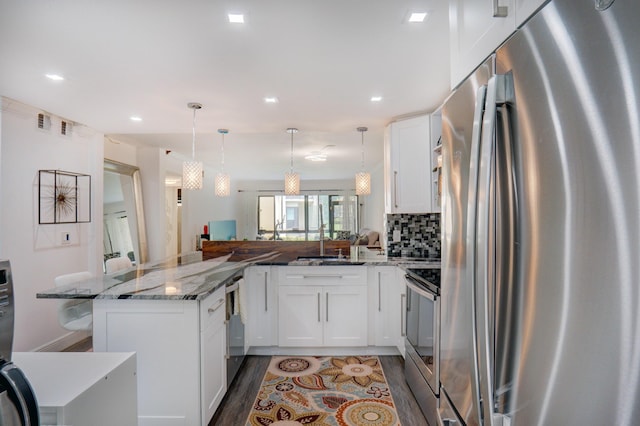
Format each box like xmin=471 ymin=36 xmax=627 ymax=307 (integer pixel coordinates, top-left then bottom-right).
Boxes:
xmin=38 ymin=170 xmax=91 ymax=224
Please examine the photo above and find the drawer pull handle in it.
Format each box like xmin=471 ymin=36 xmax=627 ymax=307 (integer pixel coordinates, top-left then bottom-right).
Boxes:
xmin=302 ymin=275 xmax=343 ymax=279
xmin=264 ymin=271 xmax=268 ymax=312
xmin=401 ymin=294 xmax=407 ymax=336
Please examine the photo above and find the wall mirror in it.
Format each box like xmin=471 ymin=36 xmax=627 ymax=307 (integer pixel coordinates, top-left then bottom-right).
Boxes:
xmin=103 ymin=159 xmax=148 ymax=269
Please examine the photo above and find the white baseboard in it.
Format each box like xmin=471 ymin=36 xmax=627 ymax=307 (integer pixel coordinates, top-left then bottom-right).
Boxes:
xmin=247 ymin=346 xmax=401 ymax=356
xmin=34 ymin=330 xmax=91 ymax=352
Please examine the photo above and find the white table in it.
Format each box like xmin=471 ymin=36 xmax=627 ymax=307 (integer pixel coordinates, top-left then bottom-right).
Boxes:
xmin=12 ymin=352 xmax=137 ymax=426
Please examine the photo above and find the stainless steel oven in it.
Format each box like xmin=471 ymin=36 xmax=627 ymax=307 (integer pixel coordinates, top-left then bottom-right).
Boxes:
xmin=404 ymin=267 xmax=440 ymax=426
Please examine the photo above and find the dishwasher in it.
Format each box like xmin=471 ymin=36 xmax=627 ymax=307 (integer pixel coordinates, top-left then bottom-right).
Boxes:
xmin=225 ymin=276 xmax=245 ymax=386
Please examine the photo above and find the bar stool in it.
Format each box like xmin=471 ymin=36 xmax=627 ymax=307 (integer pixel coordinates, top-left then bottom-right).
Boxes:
xmin=54 ymin=272 xmax=93 ymax=331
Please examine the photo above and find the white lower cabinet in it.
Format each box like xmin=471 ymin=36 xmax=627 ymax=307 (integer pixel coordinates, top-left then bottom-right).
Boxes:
xmin=278 ymin=266 xmax=368 ymax=347
xmin=246 ymin=265 xmax=277 ymax=346
xmin=93 ymin=286 xmax=227 ymax=426
xmin=200 ymin=289 xmax=227 ymax=423
xmin=370 ymin=266 xmax=407 ymax=355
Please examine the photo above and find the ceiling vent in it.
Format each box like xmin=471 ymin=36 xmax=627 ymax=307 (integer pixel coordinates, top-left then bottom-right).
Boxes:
xmin=37 ymin=113 xmax=51 ymax=130
xmin=60 ymin=120 xmax=72 ymax=136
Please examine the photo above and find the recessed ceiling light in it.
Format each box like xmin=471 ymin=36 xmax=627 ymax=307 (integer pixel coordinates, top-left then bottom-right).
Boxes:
xmin=371 ymin=96 xmax=383 ymax=102
xmin=45 ymin=74 xmax=64 ymax=81
xmin=228 ymin=14 xmax=244 ymax=23
xmin=130 ymin=116 xmax=142 ymax=122
xmin=264 ymin=97 xmax=279 ymax=104
xmin=408 ymin=12 xmax=428 ymax=22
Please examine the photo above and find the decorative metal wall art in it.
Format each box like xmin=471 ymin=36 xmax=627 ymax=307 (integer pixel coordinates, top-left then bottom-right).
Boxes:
xmin=38 ymin=170 xmax=91 ymax=224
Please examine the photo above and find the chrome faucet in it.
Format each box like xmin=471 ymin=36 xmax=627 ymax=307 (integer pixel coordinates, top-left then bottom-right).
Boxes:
xmin=319 ymin=204 xmax=325 ymax=256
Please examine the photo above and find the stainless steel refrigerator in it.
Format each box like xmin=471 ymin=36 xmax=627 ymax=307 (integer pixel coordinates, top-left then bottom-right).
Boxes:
xmin=440 ymin=0 xmax=640 ymax=424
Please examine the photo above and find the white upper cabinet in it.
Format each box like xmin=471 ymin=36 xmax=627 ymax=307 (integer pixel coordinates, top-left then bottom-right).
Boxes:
xmin=385 ymin=115 xmax=433 ymax=214
xmin=449 ymin=0 xmax=548 ymax=89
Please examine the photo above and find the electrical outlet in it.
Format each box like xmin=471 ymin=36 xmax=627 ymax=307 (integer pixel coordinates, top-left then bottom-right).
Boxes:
xmin=393 ymin=230 xmax=401 ymax=242
xmin=61 ymin=232 xmax=71 ymax=246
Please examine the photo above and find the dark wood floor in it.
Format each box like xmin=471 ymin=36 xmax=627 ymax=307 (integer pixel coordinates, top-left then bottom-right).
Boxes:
xmin=209 ymin=355 xmax=430 ymax=426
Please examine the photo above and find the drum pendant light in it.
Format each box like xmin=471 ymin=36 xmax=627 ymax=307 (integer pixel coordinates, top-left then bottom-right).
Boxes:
xmin=284 ymin=128 xmax=300 ymax=195
xmin=355 ymin=126 xmax=371 ymax=195
xmin=182 ymin=103 xmax=203 ymax=190
xmin=215 ymin=129 xmax=231 ymax=197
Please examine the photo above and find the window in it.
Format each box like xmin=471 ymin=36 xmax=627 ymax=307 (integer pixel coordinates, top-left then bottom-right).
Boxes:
xmin=258 ymin=194 xmax=358 ymax=241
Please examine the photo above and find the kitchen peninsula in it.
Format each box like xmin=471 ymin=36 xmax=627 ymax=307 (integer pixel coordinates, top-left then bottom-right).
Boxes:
xmin=37 ymin=251 xmax=439 ymax=426
xmin=37 ymin=253 xmax=249 ymax=426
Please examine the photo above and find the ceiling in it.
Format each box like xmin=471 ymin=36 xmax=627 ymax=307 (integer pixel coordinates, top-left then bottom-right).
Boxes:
xmin=0 ymin=0 xmax=451 ymax=181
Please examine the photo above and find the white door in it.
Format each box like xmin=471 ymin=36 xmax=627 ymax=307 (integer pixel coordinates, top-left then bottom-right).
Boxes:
xmin=278 ymin=285 xmax=323 ymax=347
xmin=246 ymin=266 xmax=276 ymax=347
xmin=390 ymin=115 xmax=432 ymax=213
xmin=373 ymin=267 xmax=403 ymax=348
xmin=200 ymin=317 xmax=226 ymax=424
xmin=324 ymin=285 xmax=368 ymax=347
xmin=449 ymin=0 xmax=515 ymax=88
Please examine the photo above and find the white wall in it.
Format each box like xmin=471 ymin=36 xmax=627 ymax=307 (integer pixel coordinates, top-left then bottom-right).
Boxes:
xmin=0 ymin=97 xmax=104 ymax=351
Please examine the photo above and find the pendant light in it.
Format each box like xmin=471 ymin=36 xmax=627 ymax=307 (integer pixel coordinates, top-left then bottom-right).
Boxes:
xmin=355 ymin=126 xmax=371 ymax=195
xmin=182 ymin=102 xmax=203 ymax=190
xmin=215 ymin=129 xmax=231 ymax=197
xmin=284 ymin=128 xmax=300 ymax=195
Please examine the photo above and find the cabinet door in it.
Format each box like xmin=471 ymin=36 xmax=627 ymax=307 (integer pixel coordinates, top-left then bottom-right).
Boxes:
xmin=449 ymin=0 xmax=515 ymax=89
xmin=396 ymin=268 xmax=408 ymax=356
xmin=201 ymin=316 xmax=226 ymax=423
xmin=278 ymin=285 xmax=323 ymax=347
xmin=324 ymin=285 xmax=368 ymax=347
xmin=200 ymin=289 xmax=226 ymax=424
xmin=246 ymin=266 xmax=276 ymax=347
xmin=389 ymin=115 xmax=432 ymax=213
xmin=372 ymin=267 xmax=403 ymax=348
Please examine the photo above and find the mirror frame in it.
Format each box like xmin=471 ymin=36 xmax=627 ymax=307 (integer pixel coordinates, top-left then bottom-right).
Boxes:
xmin=104 ymin=159 xmax=148 ymax=264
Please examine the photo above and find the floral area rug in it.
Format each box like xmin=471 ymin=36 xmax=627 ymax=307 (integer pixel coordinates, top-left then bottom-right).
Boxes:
xmin=246 ymin=356 xmax=401 ymax=425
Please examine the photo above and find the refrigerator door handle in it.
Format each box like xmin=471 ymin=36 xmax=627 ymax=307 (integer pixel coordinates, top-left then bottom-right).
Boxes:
xmin=464 ymin=82 xmax=488 ymax=426
xmin=475 ymin=74 xmax=512 ymax=426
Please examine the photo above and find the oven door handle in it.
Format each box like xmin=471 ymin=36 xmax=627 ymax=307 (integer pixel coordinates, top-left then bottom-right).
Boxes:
xmin=405 ymin=276 xmax=436 ymax=301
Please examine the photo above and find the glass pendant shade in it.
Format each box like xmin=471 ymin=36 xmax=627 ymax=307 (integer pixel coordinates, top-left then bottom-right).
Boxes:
xmin=355 ymin=126 xmax=371 ymax=196
xmin=215 ymin=172 xmax=230 ymax=197
xmin=183 ymin=102 xmax=203 ymax=190
xmin=355 ymin=171 xmax=371 ymax=195
xmin=215 ymin=129 xmax=231 ymax=197
xmin=284 ymin=128 xmax=300 ymax=195
xmin=183 ymin=161 xmax=203 ymax=190
xmin=284 ymin=172 xmax=300 ymax=195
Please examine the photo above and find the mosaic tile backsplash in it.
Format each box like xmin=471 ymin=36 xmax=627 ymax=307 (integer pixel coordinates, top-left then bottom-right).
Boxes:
xmin=386 ymin=213 xmax=441 ymax=259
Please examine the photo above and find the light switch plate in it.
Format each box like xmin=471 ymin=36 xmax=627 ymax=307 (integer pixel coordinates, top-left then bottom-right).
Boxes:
xmin=393 ymin=230 xmax=401 ymax=242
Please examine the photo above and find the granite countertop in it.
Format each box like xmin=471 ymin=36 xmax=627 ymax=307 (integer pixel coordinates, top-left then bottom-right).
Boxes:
xmin=256 ymin=246 xmax=440 ymax=268
xmin=37 ymin=250 xmax=439 ymax=301
xmin=37 ymin=252 xmax=256 ymax=301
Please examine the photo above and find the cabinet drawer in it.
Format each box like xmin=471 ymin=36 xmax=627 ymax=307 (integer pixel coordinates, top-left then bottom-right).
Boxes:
xmin=278 ymin=266 xmax=366 ymax=286
xmin=200 ymin=286 xmax=226 ymax=330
